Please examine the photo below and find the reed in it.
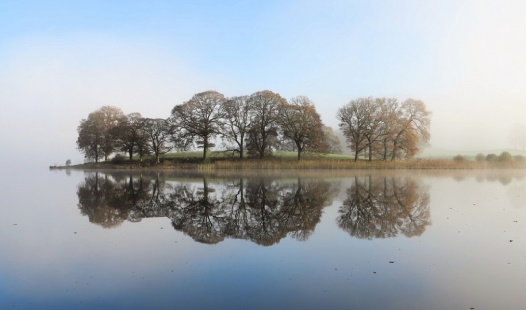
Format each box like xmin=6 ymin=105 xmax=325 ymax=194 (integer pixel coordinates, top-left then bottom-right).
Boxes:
xmin=58 ymin=152 xmax=526 ymax=170
xmin=213 ymin=158 xmax=526 ymax=170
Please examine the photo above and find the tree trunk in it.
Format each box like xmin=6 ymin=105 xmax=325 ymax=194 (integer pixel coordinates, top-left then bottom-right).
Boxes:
xmin=202 ymin=137 xmax=208 ymax=161
xmin=296 ymin=141 xmax=302 ymax=161
xmin=259 ymin=142 xmax=265 ymax=159
xmin=391 ymin=140 xmax=398 ymax=161
xmin=239 ymin=134 xmax=245 ymax=159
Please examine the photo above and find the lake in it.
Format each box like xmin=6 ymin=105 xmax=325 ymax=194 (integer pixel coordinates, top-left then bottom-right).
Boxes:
xmin=1 ymin=169 xmax=525 ymax=309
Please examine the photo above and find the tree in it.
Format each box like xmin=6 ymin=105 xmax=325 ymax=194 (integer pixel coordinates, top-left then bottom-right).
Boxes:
xmin=370 ymin=98 xmax=400 ymax=161
xmin=77 ymin=106 xmax=127 ymax=162
xmin=337 ymin=97 xmax=377 ymax=161
xmin=171 ymin=91 xmax=226 ymax=160
xmin=222 ymin=95 xmax=252 ymax=158
xmin=97 ymin=106 xmax=127 ymax=161
xmin=245 ymin=90 xmax=286 ymax=158
xmin=114 ymin=112 xmax=149 ymax=161
xmin=475 ymin=153 xmax=485 ymax=162
xmin=322 ymin=126 xmax=343 ymax=154
xmin=142 ymin=118 xmax=173 ymax=164
xmin=278 ymin=96 xmax=328 ymax=160
xmin=77 ymin=113 xmax=104 ymax=163
xmin=498 ymin=151 xmax=512 ymax=162
xmin=486 ymin=153 xmax=498 ymax=162
xmin=390 ymin=99 xmax=431 ymax=160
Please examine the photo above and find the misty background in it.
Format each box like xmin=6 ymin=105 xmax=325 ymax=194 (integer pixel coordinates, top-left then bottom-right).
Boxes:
xmin=1 ymin=0 xmax=525 ymax=169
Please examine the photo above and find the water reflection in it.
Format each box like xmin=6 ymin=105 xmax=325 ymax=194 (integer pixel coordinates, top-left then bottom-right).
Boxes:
xmin=77 ymin=173 xmax=339 ymax=245
xmin=76 ymin=171 xmax=436 ymax=243
xmin=337 ymin=176 xmax=431 ymax=239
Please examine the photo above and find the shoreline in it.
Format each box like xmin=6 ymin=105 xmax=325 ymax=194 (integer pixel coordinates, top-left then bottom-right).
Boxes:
xmin=49 ymin=158 xmax=526 ymax=171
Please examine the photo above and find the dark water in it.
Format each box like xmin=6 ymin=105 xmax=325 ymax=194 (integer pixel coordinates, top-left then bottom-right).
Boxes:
xmin=1 ymin=169 xmax=525 ymax=309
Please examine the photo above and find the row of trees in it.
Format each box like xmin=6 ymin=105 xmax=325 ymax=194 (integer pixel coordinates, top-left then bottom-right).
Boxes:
xmin=337 ymin=97 xmax=431 ymax=161
xmin=77 ymin=91 xmax=430 ymax=163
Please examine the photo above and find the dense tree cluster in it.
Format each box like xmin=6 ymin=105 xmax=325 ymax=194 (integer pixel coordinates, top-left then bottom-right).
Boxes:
xmin=337 ymin=97 xmax=431 ymax=161
xmin=77 ymin=91 xmax=431 ymax=163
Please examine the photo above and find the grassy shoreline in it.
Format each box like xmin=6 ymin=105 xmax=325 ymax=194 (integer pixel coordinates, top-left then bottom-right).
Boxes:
xmin=50 ymin=157 xmax=526 ymax=171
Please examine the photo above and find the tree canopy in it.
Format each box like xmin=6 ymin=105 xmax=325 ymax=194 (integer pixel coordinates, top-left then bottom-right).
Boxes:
xmin=76 ymin=91 xmax=431 ymax=163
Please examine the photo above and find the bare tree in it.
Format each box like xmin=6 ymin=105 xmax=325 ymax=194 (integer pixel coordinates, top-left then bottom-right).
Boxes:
xmin=77 ymin=115 xmax=104 ymax=163
xmin=77 ymin=106 xmax=126 ymax=162
xmin=114 ymin=112 xmax=149 ymax=160
xmin=390 ymin=99 xmax=431 ymax=160
xmin=278 ymin=96 xmax=328 ymax=160
xmin=371 ymin=98 xmax=400 ymax=161
xmin=337 ymin=97 xmax=377 ymax=161
xmin=222 ymin=95 xmax=252 ymax=158
xmin=142 ymin=118 xmax=173 ymax=164
xmin=171 ymin=91 xmax=226 ymax=161
xmin=322 ymin=126 xmax=343 ymax=154
xmin=97 ymin=106 xmax=127 ymax=161
xmin=245 ymin=90 xmax=286 ymax=158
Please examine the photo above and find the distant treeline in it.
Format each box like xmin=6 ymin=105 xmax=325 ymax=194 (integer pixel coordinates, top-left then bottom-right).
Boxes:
xmin=454 ymin=152 xmax=525 ymax=162
xmin=76 ymin=90 xmax=431 ymax=163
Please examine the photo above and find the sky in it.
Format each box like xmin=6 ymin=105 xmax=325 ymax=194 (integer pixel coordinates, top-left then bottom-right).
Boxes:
xmin=1 ymin=0 xmax=525 ymax=167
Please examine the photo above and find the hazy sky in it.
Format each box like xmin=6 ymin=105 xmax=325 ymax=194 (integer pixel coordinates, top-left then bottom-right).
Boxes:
xmin=1 ymin=0 xmax=525 ymax=167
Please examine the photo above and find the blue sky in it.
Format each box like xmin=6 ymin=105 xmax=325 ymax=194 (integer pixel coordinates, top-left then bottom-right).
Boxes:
xmin=1 ymin=0 xmax=525 ymax=166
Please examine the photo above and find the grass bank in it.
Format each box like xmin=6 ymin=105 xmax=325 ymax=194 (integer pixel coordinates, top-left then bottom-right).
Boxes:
xmin=51 ymin=152 xmax=526 ymax=170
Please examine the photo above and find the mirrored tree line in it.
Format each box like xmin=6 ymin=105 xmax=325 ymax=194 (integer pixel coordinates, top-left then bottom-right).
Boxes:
xmin=77 ymin=173 xmax=432 ymax=244
xmin=337 ymin=176 xmax=431 ymax=239
xmin=76 ymin=91 xmax=430 ymax=163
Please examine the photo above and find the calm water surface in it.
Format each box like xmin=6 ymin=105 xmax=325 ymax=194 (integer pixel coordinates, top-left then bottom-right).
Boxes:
xmin=1 ymin=169 xmax=525 ymax=309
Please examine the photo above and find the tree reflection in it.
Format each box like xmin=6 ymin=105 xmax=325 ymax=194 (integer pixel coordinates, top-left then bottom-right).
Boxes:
xmin=76 ymin=173 xmax=338 ymax=245
xmin=77 ymin=173 xmax=151 ymax=228
xmin=337 ymin=176 xmax=430 ymax=239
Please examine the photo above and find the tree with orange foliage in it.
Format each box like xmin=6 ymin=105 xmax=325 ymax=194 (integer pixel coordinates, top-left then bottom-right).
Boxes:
xmin=278 ymin=96 xmax=328 ymax=160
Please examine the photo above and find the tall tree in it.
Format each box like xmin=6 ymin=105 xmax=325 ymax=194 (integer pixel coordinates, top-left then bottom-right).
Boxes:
xmin=278 ymin=96 xmax=328 ymax=160
xmin=77 ymin=114 xmax=104 ymax=163
xmin=171 ymin=91 xmax=225 ymax=160
xmin=141 ymin=118 xmax=173 ymax=164
xmin=97 ymin=106 xmax=127 ymax=161
xmin=390 ymin=99 xmax=431 ymax=160
xmin=371 ymin=98 xmax=400 ymax=161
xmin=322 ymin=126 xmax=343 ymax=154
xmin=114 ymin=112 xmax=149 ymax=160
xmin=76 ymin=106 xmax=126 ymax=162
xmin=245 ymin=90 xmax=286 ymax=159
xmin=222 ymin=95 xmax=252 ymax=158
xmin=337 ymin=97 xmax=377 ymax=161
